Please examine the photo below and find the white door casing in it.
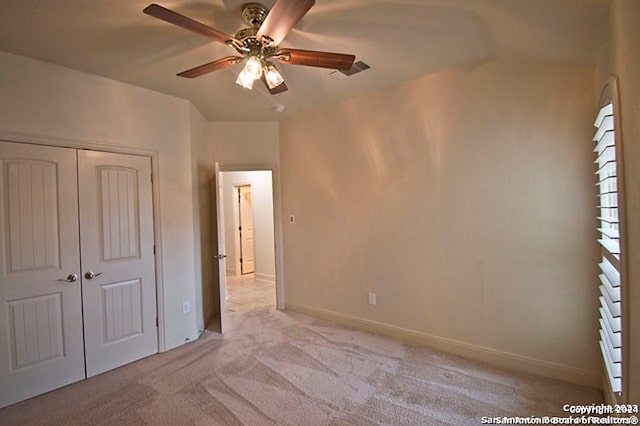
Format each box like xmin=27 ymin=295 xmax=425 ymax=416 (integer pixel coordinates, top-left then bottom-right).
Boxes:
xmin=239 ymin=185 xmax=255 ymax=274
xmin=214 ymin=163 xmax=227 ymax=333
xmin=217 ymin=165 xmax=284 ymax=311
xmin=0 ymin=142 xmax=85 ymax=408
xmin=77 ymin=150 xmax=158 ymax=377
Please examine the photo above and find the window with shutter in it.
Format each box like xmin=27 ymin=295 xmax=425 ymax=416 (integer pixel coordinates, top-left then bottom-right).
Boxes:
xmin=594 ymin=78 xmax=626 ymax=401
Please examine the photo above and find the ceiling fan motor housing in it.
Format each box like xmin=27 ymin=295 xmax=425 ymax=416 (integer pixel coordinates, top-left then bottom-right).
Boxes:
xmin=241 ymin=3 xmax=268 ymax=28
xmin=235 ymin=27 xmax=259 ymax=41
xmin=232 ymin=3 xmax=279 ymax=59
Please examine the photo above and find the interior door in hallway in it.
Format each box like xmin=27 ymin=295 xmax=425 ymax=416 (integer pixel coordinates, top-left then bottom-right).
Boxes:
xmin=0 ymin=142 xmax=86 ymax=408
xmin=238 ymin=185 xmax=254 ymax=274
xmin=77 ymin=150 xmax=158 ymax=377
xmin=214 ymin=163 xmax=227 ymax=333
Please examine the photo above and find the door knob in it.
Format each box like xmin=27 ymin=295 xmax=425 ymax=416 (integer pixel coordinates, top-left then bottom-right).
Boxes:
xmin=56 ymin=273 xmax=78 ymax=283
xmin=84 ymin=271 xmax=103 ymax=279
xmin=216 ymin=254 xmax=227 ymax=260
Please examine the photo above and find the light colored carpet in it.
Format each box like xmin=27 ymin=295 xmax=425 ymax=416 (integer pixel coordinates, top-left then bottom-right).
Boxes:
xmin=225 ymin=273 xmax=275 ymax=313
xmin=0 ymin=286 xmax=602 ymax=425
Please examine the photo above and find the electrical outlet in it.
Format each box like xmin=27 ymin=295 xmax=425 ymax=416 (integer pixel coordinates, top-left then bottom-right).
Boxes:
xmin=182 ymin=301 xmax=190 ymax=314
xmin=368 ymin=292 xmax=376 ymax=305
xmin=289 ymin=215 xmax=295 ymax=224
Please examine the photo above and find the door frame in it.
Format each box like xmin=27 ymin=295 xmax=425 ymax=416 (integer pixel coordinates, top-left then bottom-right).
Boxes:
xmin=218 ymin=164 xmax=285 ymax=310
xmin=0 ymin=131 xmax=166 ymax=351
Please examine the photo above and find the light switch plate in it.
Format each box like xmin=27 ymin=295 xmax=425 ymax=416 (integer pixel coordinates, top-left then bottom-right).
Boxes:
xmin=368 ymin=293 xmax=376 ymax=305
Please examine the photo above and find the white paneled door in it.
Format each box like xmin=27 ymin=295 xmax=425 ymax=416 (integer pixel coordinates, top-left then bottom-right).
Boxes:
xmin=214 ymin=163 xmax=227 ymax=334
xmin=78 ymin=150 xmax=157 ymax=377
xmin=239 ymin=185 xmax=255 ymax=274
xmin=0 ymin=142 xmax=85 ymax=408
xmin=0 ymin=142 xmax=157 ymax=408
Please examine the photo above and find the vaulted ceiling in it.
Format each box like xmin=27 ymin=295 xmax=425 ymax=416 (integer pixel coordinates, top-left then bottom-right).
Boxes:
xmin=0 ymin=0 xmax=610 ymax=121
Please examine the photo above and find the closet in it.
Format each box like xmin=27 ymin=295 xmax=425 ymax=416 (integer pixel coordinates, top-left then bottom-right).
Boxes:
xmin=0 ymin=141 xmax=158 ymax=408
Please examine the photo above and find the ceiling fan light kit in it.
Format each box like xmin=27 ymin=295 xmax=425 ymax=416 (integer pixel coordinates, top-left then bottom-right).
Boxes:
xmin=143 ymin=0 xmax=356 ymax=95
xmin=264 ymin=63 xmax=285 ymax=89
xmin=235 ymin=55 xmax=263 ymax=89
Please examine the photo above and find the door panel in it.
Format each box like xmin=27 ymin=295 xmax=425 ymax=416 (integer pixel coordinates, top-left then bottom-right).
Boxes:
xmin=102 ymin=279 xmax=143 ymax=343
xmin=8 ymin=293 xmax=64 ymax=369
xmin=7 ymin=160 xmax=60 ymax=271
xmin=214 ymin=163 xmax=226 ymax=333
xmin=99 ymin=167 xmax=139 ymax=260
xmin=78 ymin=150 xmax=157 ymax=377
xmin=0 ymin=142 xmax=85 ymax=408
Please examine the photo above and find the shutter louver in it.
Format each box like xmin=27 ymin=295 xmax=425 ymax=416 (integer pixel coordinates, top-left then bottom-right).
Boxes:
xmin=594 ymin=102 xmax=622 ymax=394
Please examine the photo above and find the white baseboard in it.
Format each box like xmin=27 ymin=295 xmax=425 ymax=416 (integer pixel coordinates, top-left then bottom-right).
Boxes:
xmin=255 ymin=272 xmax=275 ymax=284
xmin=163 ymin=327 xmax=201 ymax=352
xmin=286 ymin=302 xmax=601 ymax=388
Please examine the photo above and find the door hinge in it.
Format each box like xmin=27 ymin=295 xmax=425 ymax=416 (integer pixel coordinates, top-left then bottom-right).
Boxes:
xmin=150 ymin=173 xmax=154 ymax=184
xmin=155 ymin=317 xmax=159 ymax=327
xmin=240 ymin=258 xmax=243 ymax=263
xmin=239 ymin=226 xmax=242 ymax=231
xmin=153 ymin=245 xmax=156 ymax=255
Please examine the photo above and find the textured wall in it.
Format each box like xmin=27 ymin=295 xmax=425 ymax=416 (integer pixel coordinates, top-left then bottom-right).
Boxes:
xmin=280 ymin=59 xmax=600 ymax=381
xmin=190 ymin=103 xmax=212 ymax=332
xmin=208 ymin=121 xmax=279 ymax=167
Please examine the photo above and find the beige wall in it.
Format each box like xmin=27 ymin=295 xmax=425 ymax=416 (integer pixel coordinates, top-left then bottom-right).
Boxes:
xmin=0 ymin=51 xmax=202 ymax=350
xmin=595 ymin=0 xmax=640 ymax=403
xmin=190 ymin=104 xmax=213 ymax=331
xmin=208 ymin=122 xmax=279 ymax=167
xmin=280 ymin=59 xmax=601 ymax=384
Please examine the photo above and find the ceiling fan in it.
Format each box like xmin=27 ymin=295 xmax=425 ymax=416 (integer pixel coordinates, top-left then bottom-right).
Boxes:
xmin=143 ymin=0 xmax=356 ymax=94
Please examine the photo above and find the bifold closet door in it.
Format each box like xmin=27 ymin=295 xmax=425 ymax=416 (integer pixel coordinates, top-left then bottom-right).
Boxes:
xmin=77 ymin=150 xmax=158 ymax=377
xmin=0 ymin=141 xmax=86 ymax=408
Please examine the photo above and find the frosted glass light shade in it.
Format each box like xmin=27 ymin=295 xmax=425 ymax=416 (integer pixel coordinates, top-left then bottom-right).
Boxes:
xmin=236 ymin=56 xmax=263 ymax=90
xmin=264 ymin=64 xmax=284 ymax=89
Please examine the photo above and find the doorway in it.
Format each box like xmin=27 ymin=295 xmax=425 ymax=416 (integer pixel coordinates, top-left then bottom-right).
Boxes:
xmin=213 ymin=168 xmax=279 ymax=327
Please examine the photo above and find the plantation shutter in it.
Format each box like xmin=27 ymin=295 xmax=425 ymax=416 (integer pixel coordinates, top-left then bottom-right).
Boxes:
xmin=594 ymin=102 xmax=622 ymax=394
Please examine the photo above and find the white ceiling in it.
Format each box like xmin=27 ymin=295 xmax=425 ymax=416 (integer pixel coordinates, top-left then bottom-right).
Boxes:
xmin=0 ymin=0 xmax=610 ymax=121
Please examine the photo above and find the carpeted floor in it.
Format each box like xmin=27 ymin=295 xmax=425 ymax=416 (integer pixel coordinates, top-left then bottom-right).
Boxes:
xmin=225 ymin=273 xmax=275 ymax=314
xmin=0 ymin=283 xmax=602 ymax=425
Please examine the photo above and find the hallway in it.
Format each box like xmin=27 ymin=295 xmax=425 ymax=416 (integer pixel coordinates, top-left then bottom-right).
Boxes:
xmin=224 ymin=273 xmax=275 ymax=313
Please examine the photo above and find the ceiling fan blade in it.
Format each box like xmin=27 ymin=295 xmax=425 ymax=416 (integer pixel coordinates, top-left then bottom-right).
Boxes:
xmin=256 ymin=0 xmax=315 ymax=45
xmin=261 ymin=75 xmax=289 ymax=95
xmin=276 ymin=49 xmax=355 ymax=71
xmin=143 ymin=4 xmax=236 ymax=44
xmin=177 ymin=56 xmax=243 ymax=78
